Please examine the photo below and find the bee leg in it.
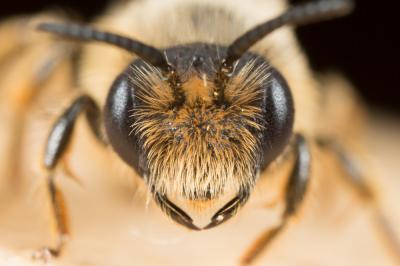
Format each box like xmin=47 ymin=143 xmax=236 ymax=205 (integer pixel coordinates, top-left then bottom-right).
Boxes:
xmin=37 ymin=95 xmax=103 ymax=259
xmin=241 ymin=134 xmax=311 ymax=265
xmin=317 ymin=139 xmax=400 ymax=264
xmin=35 ymin=174 xmax=70 ymax=259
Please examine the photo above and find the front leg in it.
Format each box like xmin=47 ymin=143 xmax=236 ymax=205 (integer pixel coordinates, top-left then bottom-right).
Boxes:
xmin=241 ymin=134 xmax=311 ymax=265
xmin=37 ymin=95 xmax=103 ymax=258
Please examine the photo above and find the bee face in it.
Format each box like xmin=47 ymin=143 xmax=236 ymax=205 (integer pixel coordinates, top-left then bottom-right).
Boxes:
xmin=37 ymin=0 xmax=352 ymax=231
xmin=104 ymin=43 xmax=294 ymax=229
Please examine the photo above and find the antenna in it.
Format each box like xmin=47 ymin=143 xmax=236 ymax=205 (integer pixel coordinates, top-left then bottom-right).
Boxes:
xmin=224 ymin=0 xmax=354 ymax=67
xmin=38 ymin=22 xmax=170 ymax=71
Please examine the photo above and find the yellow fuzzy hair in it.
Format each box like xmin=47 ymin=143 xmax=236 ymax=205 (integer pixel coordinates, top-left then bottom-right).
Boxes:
xmin=130 ymin=60 xmax=271 ymax=199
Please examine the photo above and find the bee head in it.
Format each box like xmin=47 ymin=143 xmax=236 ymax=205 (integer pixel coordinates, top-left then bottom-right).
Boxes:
xmin=104 ymin=43 xmax=293 ymax=229
xmin=38 ymin=0 xmax=353 ymax=230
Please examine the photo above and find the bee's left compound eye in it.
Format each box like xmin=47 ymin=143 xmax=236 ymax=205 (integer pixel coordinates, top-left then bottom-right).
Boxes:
xmin=259 ymin=68 xmax=294 ymax=170
xmin=104 ymin=74 xmax=148 ymax=176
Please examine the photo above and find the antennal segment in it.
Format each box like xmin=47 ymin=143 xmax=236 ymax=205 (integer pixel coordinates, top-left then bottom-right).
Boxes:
xmin=224 ymin=0 xmax=354 ymax=67
xmin=37 ymin=22 xmax=170 ymax=71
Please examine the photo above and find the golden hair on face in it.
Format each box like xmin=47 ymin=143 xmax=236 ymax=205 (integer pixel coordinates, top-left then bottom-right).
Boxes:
xmin=130 ymin=59 xmax=270 ymax=200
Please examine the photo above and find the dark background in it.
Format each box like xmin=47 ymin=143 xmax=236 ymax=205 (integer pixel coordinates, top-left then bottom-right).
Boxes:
xmin=0 ymin=0 xmax=398 ymax=114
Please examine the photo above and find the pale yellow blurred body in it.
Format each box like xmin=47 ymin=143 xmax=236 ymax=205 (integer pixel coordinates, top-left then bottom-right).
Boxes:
xmin=0 ymin=0 xmax=399 ymax=265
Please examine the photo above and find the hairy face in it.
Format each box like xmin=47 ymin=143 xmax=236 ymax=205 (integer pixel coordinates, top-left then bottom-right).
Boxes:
xmin=129 ymin=56 xmax=270 ymax=200
xmin=104 ymin=44 xmax=293 ymax=229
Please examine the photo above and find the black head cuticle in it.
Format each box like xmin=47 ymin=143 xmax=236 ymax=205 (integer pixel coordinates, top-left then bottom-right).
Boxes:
xmin=192 ymin=55 xmax=205 ymax=69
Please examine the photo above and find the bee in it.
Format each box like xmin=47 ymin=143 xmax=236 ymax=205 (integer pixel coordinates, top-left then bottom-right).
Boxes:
xmin=0 ymin=0 xmax=399 ymax=265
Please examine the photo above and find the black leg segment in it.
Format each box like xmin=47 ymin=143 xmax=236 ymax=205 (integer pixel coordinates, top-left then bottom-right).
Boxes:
xmin=44 ymin=95 xmax=103 ymax=170
xmin=40 ymin=95 xmax=102 ymax=257
xmin=283 ymin=134 xmax=311 ymax=217
xmin=241 ymin=134 xmax=311 ymax=265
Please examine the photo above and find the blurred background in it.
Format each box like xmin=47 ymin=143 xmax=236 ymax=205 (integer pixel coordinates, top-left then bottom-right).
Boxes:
xmin=0 ymin=0 xmax=398 ymax=114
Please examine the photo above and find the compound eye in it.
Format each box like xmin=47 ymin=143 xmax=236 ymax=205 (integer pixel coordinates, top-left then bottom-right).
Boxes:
xmin=259 ymin=68 xmax=294 ymax=170
xmin=104 ymin=74 xmax=148 ymax=176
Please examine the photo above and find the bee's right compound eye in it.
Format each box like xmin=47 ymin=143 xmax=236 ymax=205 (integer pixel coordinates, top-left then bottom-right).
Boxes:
xmin=259 ymin=68 xmax=295 ymax=170
xmin=104 ymin=74 xmax=148 ymax=176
